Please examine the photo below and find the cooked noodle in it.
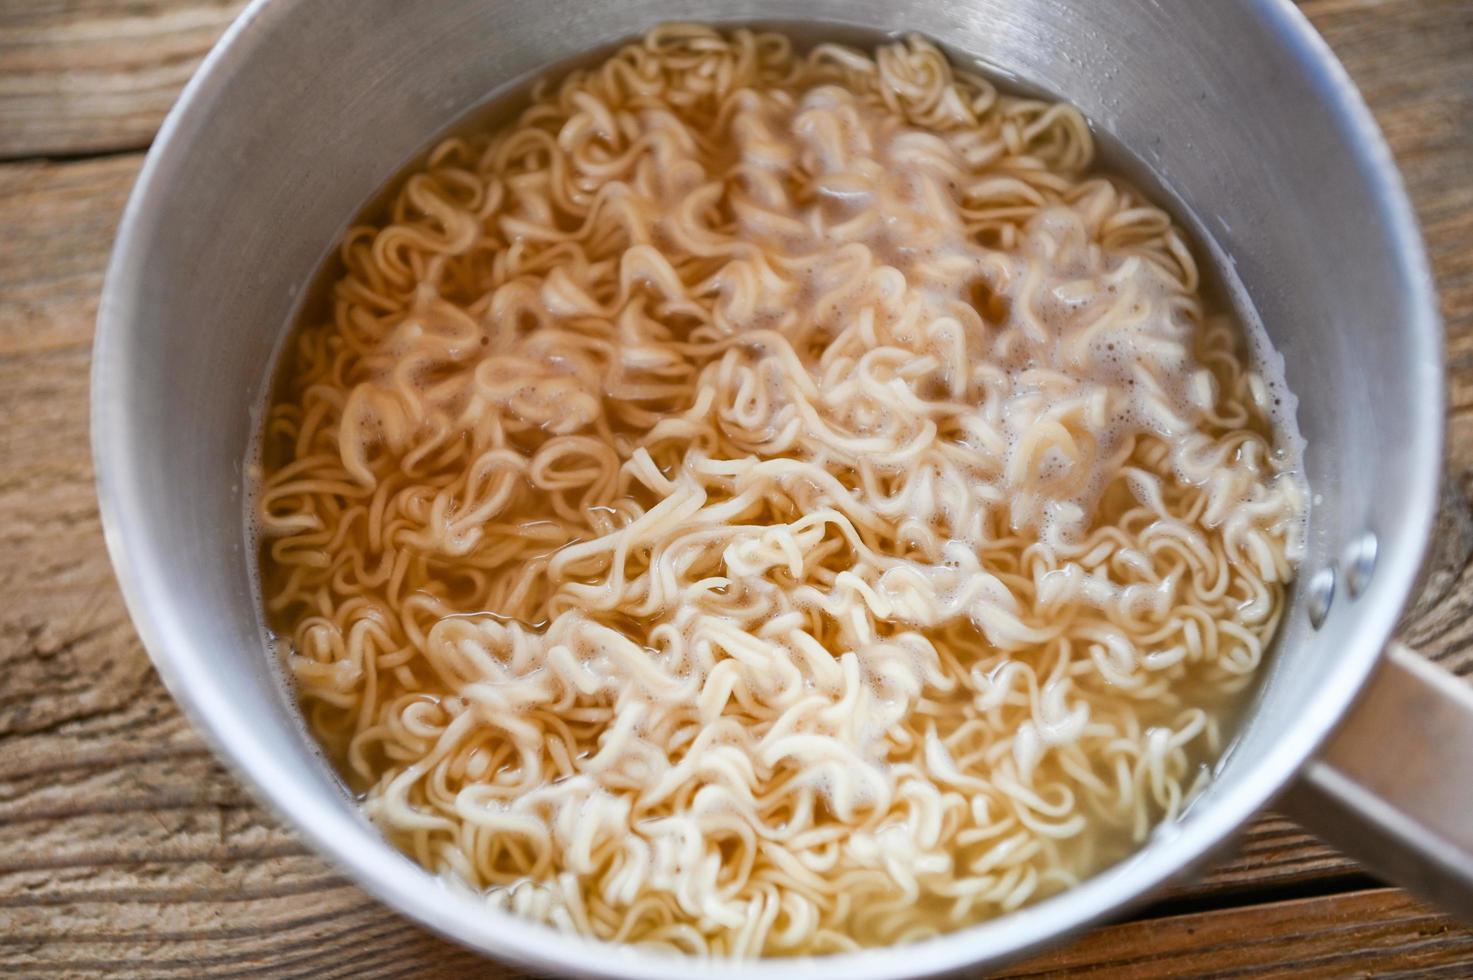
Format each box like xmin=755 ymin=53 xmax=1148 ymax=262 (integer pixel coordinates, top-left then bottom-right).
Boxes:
xmin=255 ymin=25 xmax=1305 ymax=956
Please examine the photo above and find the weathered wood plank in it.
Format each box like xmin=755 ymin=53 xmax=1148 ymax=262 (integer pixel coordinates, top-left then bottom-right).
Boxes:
xmin=0 ymin=0 xmax=248 ymax=159
xmin=0 ymin=0 xmax=1470 ymax=976
xmin=1002 ymin=888 xmax=1473 ymax=979
xmin=0 ymin=155 xmax=136 ymax=356
xmin=1301 ymin=0 xmax=1473 ymax=421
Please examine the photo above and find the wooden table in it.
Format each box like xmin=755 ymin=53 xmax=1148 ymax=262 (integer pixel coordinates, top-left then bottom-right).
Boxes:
xmin=2 ymin=1 xmax=1471 ymax=975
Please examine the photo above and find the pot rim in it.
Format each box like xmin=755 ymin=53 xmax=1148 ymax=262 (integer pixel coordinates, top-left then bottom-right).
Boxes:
xmin=91 ymin=1 xmax=1445 ymax=976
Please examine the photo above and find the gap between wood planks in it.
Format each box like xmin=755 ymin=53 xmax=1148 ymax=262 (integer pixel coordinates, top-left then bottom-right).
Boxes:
xmin=0 ymin=144 xmax=158 ymax=166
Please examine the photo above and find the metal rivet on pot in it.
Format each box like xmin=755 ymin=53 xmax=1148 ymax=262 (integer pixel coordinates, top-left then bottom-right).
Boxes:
xmin=1307 ymin=566 xmax=1336 ymax=629
xmin=1343 ymin=532 xmax=1377 ymax=599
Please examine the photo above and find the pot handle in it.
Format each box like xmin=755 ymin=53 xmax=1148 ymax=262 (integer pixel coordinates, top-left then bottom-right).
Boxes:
xmin=1281 ymin=642 xmax=1473 ymax=920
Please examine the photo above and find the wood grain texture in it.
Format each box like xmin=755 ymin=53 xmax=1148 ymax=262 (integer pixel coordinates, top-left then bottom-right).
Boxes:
xmin=0 ymin=0 xmax=1470 ymax=976
xmin=1000 ymin=888 xmax=1473 ymax=978
xmin=0 ymin=0 xmax=248 ymax=159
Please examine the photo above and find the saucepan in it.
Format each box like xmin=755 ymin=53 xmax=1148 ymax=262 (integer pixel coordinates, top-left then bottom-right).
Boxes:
xmin=91 ymin=0 xmax=1470 ymax=975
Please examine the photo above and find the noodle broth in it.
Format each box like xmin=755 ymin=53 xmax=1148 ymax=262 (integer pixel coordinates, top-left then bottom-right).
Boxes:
xmin=252 ymin=24 xmax=1305 ymax=956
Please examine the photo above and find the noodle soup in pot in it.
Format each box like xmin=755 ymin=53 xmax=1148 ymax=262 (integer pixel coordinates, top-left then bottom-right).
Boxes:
xmin=252 ymin=24 xmax=1305 ymax=956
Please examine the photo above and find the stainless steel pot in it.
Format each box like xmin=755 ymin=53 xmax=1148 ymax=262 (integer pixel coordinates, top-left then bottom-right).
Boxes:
xmin=91 ymin=0 xmax=1470 ymax=976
